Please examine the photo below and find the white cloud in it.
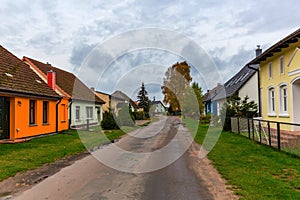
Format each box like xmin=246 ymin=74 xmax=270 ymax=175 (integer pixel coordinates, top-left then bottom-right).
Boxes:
xmin=1 ymin=0 xmax=300 ymax=95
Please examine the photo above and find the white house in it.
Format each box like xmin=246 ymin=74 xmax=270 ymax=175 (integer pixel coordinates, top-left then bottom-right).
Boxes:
xmin=152 ymin=100 xmax=167 ymax=114
xmin=213 ymin=65 xmax=259 ymax=115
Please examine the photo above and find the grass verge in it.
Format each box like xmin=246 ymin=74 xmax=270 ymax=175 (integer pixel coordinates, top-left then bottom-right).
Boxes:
xmin=184 ymin=117 xmax=300 ymax=200
xmin=0 ymin=127 xmax=127 ymax=182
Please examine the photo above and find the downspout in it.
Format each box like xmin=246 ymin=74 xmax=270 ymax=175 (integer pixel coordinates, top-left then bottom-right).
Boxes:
xmin=247 ymin=65 xmax=261 ymax=117
xmin=56 ymin=98 xmax=62 ymax=133
xmin=68 ymin=99 xmax=73 ymax=129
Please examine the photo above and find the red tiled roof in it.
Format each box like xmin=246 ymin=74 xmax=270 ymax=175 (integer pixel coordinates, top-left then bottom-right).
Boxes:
xmin=0 ymin=46 xmax=60 ymax=99
xmin=23 ymin=57 xmax=104 ymax=103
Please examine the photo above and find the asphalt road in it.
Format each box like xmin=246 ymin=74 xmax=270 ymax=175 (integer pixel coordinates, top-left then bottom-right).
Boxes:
xmin=12 ymin=116 xmax=213 ymax=200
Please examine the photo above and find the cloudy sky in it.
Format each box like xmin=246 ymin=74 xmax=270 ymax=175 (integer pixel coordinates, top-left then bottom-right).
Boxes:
xmin=1 ymin=0 xmax=300 ymax=100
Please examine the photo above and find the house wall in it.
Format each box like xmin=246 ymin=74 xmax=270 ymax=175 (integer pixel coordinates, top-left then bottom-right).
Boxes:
xmin=57 ymin=98 xmax=69 ymax=131
xmin=260 ymin=41 xmax=300 ymax=125
xmin=69 ymin=100 xmax=102 ymax=128
xmin=216 ymin=98 xmax=226 ymax=116
xmin=154 ymin=103 xmax=166 ymax=113
xmin=239 ymin=72 xmax=259 ymax=104
xmin=9 ymin=96 xmax=68 ymax=139
xmin=95 ymin=92 xmax=110 ymax=112
xmin=211 ymin=101 xmax=218 ymax=115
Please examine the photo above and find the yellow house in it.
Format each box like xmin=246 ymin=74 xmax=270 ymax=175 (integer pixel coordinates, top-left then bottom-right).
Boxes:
xmin=248 ymin=28 xmax=300 ymax=128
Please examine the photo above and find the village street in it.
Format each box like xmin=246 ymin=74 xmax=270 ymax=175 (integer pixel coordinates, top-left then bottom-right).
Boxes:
xmin=10 ymin=116 xmax=226 ymax=200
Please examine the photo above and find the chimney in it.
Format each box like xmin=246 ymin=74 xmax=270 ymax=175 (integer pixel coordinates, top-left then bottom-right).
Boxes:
xmin=255 ymin=45 xmax=262 ymax=57
xmin=47 ymin=70 xmax=56 ymax=90
xmin=90 ymin=87 xmax=95 ymax=92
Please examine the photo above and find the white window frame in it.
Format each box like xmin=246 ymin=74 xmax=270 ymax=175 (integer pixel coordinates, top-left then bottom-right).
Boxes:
xmin=86 ymin=106 xmax=93 ymax=119
xmin=278 ymin=83 xmax=289 ymax=116
xmin=75 ymin=106 xmax=80 ymax=121
xmin=268 ymin=62 xmax=273 ymax=78
xmin=280 ymin=56 xmax=284 ymax=74
xmin=268 ymin=86 xmax=276 ymax=116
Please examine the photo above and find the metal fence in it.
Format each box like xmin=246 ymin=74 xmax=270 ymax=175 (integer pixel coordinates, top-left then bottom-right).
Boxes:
xmin=231 ymin=117 xmax=300 ymax=156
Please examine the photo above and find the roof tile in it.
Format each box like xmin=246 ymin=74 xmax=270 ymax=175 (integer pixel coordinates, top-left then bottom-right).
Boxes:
xmin=0 ymin=46 xmax=59 ymax=98
xmin=24 ymin=57 xmax=104 ymax=103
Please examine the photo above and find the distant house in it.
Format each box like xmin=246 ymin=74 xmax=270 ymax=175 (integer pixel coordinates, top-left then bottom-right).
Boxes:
xmin=23 ymin=57 xmax=105 ymax=129
xmin=94 ymin=90 xmax=110 ymax=113
xmin=0 ymin=45 xmax=67 ymax=140
xmin=247 ymin=28 xmax=300 ymax=126
xmin=111 ymin=90 xmax=137 ymax=115
xmin=203 ymin=83 xmax=223 ymax=115
xmin=213 ymin=65 xmax=258 ymax=115
xmin=151 ymin=100 xmax=167 ymax=114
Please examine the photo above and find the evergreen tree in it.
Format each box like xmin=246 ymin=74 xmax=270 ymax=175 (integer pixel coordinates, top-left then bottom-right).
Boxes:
xmin=219 ymin=94 xmax=258 ymax=131
xmin=137 ymin=83 xmax=150 ymax=117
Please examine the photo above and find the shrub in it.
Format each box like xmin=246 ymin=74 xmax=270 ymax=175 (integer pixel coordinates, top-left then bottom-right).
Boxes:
xmin=134 ymin=111 xmax=145 ymax=120
xmin=200 ymin=114 xmax=211 ymax=124
xmin=101 ymin=111 xmax=119 ymax=130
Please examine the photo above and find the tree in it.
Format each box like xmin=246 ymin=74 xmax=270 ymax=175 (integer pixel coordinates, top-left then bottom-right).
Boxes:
xmin=137 ymin=82 xmax=150 ymax=118
xmin=161 ymin=61 xmax=192 ymax=113
xmin=191 ymin=82 xmax=204 ymax=115
xmin=219 ymin=94 xmax=258 ymax=131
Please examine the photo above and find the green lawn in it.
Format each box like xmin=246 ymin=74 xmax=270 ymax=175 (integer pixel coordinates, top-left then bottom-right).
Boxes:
xmin=0 ymin=127 xmax=127 ymax=182
xmin=184 ymin=118 xmax=300 ymax=200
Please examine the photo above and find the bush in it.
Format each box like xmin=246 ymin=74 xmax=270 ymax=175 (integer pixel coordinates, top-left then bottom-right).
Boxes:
xmin=219 ymin=94 xmax=258 ymax=131
xmin=101 ymin=111 xmax=119 ymax=130
xmin=200 ymin=114 xmax=211 ymax=124
xmin=134 ymin=111 xmax=145 ymax=120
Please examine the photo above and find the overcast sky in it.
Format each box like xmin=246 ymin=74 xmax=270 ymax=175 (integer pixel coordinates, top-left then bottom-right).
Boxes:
xmin=1 ymin=0 xmax=300 ymax=101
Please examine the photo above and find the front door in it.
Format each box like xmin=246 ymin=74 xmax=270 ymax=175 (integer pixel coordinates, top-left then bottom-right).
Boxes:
xmin=96 ymin=107 xmax=101 ymax=122
xmin=0 ymin=97 xmax=10 ymax=139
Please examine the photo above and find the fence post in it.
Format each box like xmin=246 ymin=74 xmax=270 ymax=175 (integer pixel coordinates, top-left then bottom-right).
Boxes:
xmin=277 ymin=122 xmax=281 ymax=150
xmin=268 ymin=121 xmax=271 ymax=146
xmin=87 ymin=118 xmax=90 ymax=131
xmin=247 ymin=118 xmax=251 ymax=139
xmin=259 ymin=120 xmax=262 ymax=144
xmin=252 ymin=119 xmax=255 ymax=140
xmin=237 ymin=117 xmax=240 ymax=134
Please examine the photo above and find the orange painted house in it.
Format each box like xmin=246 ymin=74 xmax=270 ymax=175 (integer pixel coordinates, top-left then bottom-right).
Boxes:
xmin=23 ymin=57 xmax=105 ymax=129
xmin=0 ymin=45 xmax=68 ymax=140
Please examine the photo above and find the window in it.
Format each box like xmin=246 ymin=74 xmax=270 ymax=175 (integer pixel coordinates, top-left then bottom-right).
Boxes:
xmin=268 ymin=88 xmax=276 ymax=115
xmin=86 ymin=106 xmax=93 ymax=119
xmin=268 ymin=63 xmax=272 ymax=78
xmin=43 ymin=101 xmax=49 ymax=124
xmin=279 ymin=85 xmax=288 ymax=114
xmin=280 ymin=57 xmax=284 ymax=74
xmin=29 ymin=100 xmax=36 ymax=125
xmin=75 ymin=106 xmax=80 ymax=121
xmin=61 ymin=104 xmax=66 ymax=122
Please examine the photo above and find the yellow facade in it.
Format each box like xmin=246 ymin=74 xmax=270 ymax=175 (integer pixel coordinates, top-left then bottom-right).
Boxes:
xmin=260 ymin=41 xmax=300 ymax=126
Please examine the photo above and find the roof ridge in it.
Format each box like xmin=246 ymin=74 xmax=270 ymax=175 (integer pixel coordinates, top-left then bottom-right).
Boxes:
xmin=24 ymin=56 xmax=75 ymax=77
